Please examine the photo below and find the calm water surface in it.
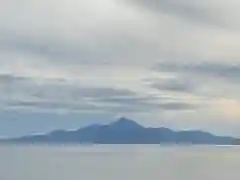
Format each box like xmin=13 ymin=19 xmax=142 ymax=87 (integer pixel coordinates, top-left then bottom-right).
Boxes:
xmin=1 ymin=145 xmax=240 ymax=180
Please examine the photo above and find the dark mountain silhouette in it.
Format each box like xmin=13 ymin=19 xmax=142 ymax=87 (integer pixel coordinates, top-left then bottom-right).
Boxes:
xmin=2 ymin=117 xmax=238 ymax=144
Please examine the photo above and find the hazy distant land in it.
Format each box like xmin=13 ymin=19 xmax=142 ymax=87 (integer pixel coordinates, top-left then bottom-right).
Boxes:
xmin=2 ymin=117 xmax=239 ymax=145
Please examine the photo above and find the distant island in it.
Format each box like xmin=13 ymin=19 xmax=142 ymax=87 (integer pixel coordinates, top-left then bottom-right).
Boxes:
xmin=2 ymin=117 xmax=240 ymax=145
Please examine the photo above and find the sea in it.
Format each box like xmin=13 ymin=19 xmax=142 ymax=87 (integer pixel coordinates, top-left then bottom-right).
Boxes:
xmin=1 ymin=145 xmax=240 ymax=180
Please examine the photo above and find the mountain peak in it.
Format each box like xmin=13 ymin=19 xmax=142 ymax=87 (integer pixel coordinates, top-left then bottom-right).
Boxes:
xmin=109 ymin=117 xmax=144 ymax=129
xmin=118 ymin=117 xmax=132 ymax=122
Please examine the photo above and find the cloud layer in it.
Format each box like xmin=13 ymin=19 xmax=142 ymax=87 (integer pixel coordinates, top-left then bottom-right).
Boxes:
xmin=1 ymin=0 xmax=240 ymax=136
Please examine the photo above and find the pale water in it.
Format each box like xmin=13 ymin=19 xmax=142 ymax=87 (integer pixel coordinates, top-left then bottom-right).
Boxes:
xmin=1 ymin=145 xmax=240 ymax=180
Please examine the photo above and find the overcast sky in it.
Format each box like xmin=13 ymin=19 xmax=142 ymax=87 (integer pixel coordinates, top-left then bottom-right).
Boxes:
xmin=1 ymin=0 xmax=240 ymax=137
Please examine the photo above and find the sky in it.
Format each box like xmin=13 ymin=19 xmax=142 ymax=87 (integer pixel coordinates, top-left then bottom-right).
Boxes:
xmin=1 ymin=0 xmax=240 ymax=137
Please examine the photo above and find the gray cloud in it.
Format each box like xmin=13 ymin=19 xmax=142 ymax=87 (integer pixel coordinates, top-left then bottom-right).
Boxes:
xmin=105 ymin=102 xmax=196 ymax=112
xmin=128 ymin=0 xmax=240 ymax=30
xmin=4 ymin=98 xmax=196 ymax=113
xmin=0 ymin=74 xmax=27 ymax=83
xmin=1 ymin=0 xmax=240 ymax=71
xmin=156 ymin=102 xmax=196 ymax=110
xmin=6 ymin=100 xmax=97 ymax=112
xmin=129 ymin=0 xmax=215 ymax=25
xmin=152 ymin=61 xmax=240 ymax=102
xmin=0 ymin=29 xmax=160 ymax=68
xmin=155 ymin=61 xmax=240 ymax=82
xmin=0 ymin=74 xmax=197 ymax=113
xmin=90 ymin=94 xmax=197 ymax=112
xmin=151 ymin=78 xmax=195 ymax=93
xmin=1 ymin=0 xmax=240 ymax=137
xmin=0 ymin=74 xmax=135 ymax=99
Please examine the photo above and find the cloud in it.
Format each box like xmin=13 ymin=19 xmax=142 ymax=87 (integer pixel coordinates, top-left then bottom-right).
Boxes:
xmin=155 ymin=61 xmax=240 ymax=82
xmin=0 ymin=0 xmax=159 ymax=67
xmin=152 ymin=61 xmax=240 ymax=103
xmin=150 ymin=78 xmax=195 ymax=93
xmin=129 ymin=0 xmax=240 ymax=30
xmin=0 ymin=74 xmax=135 ymax=111
xmin=1 ymin=0 xmax=240 ymax=136
xmin=1 ymin=0 xmax=240 ymax=71
xmin=0 ymin=73 xmax=135 ymax=96
xmin=0 ymin=74 xmax=196 ymax=113
xmin=152 ymin=61 xmax=240 ymax=121
xmin=6 ymin=100 xmax=98 ymax=112
xmin=208 ymin=98 xmax=240 ymax=120
xmin=129 ymin=0 xmax=216 ymax=25
xmin=93 ymin=96 xmax=197 ymax=111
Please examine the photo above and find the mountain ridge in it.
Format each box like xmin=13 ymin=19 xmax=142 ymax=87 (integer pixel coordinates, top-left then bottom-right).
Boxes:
xmin=1 ymin=117 xmax=239 ymax=145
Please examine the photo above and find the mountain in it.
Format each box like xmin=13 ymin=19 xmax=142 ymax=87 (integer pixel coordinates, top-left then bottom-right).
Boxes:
xmin=1 ymin=117 xmax=238 ymax=144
